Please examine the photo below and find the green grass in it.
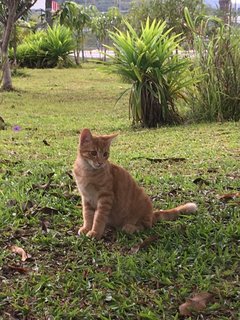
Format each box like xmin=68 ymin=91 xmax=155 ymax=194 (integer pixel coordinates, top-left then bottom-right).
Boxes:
xmin=0 ymin=64 xmax=239 ymax=320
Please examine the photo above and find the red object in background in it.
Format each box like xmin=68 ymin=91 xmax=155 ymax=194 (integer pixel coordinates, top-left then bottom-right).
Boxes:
xmin=52 ymin=1 xmax=60 ymax=11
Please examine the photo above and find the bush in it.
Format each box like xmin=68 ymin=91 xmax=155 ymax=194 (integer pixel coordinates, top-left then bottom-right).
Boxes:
xmin=10 ymin=25 xmax=74 ymax=68
xmin=106 ymin=18 xmax=198 ymax=128
xmin=185 ymin=8 xmax=240 ymax=122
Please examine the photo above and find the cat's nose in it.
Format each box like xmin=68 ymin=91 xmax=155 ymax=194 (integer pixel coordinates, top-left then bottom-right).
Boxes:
xmin=96 ymin=162 xmax=103 ymax=167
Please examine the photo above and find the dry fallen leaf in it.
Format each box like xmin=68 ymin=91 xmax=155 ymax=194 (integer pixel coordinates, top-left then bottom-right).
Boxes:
xmin=218 ymin=192 xmax=240 ymax=202
xmin=43 ymin=139 xmax=50 ymax=146
xmin=21 ymin=200 xmax=35 ymax=212
xmin=132 ymin=156 xmax=186 ymax=163
xmin=130 ymin=235 xmax=159 ymax=254
xmin=8 ymin=264 xmax=30 ymax=274
xmin=179 ymin=292 xmax=213 ymax=316
xmin=10 ymin=245 xmax=31 ymax=262
xmin=41 ymin=218 xmax=50 ymax=233
xmin=193 ymin=177 xmax=210 ymax=186
xmin=38 ymin=207 xmax=59 ymax=215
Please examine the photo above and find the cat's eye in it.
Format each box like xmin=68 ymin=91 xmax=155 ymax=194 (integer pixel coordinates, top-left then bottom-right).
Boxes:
xmin=90 ymin=151 xmax=97 ymax=156
xmin=103 ymin=152 xmax=109 ymax=157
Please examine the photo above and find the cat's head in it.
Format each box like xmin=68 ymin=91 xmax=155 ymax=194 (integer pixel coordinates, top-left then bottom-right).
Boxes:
xmin=79 ymin=128 xmax=117 ymax=170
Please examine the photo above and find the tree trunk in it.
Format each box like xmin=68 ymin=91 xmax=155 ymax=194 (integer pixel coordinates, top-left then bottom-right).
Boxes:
xmin=1 ymin=4 xmax=17 ymax=91
xmin=74 ymin=49 xmax=80 ymax=65
xmin=45 ymin=0 xmax=52 ymax=26
xmin=13 ymin=24 xmax=17 ymax=66
xmin=219 ymin=0 xmax=231 ymax=24
xmin=81 ymin=31 xmax=84 ymax=62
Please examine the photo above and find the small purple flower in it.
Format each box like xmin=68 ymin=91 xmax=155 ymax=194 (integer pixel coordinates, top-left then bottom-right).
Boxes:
xmin=13 ymin=125 xmax=21 ymax=132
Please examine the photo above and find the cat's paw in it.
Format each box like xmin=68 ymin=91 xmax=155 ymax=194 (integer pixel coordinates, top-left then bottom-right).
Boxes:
xmin=78 ymin=226 xmax=90 ymax=236
xmin=86 ymin=230 xmax=101 ymax=240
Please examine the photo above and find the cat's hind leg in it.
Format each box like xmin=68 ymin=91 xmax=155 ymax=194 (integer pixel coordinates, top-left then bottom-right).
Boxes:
xmin=122 ymin=224 xmax=143 ymax=234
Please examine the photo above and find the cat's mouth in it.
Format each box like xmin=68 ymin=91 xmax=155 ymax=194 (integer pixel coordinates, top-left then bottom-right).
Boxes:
xmin=91 ymin=162 xmax=105 ymax=170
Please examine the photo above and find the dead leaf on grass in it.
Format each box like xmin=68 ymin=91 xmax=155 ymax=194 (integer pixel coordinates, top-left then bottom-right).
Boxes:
xmin=6 ymin=199 xmax=18 ymax=208
xmin=23 ymin=170 xmax=33 ymax=176
xmin=8 ymin=264 xmax=30 ymax=274
xmin=10 ymin=245 xmax=31 ymax=261
xmin=38 ymin=207 xmax=59 ymax=215
xmin=132 ymin=156 xmax=186 ymax=163
xmin=218 ymin=192 xmax=240 ymax=202
xmin=193 ymin=177 xmax=210 ymax=186
xmin=0 ymin=116 xmax=6 ymax=130
xmin=130 ymin=235 xmax=159 ymax=254
xmin=40 ymin=218 xmax=50 ymax=233
xmin=21 ymin=200 xmax=35 ymax=212
xmin=66 ymin=170 xmax=73 ymax=179
xmin=168 ymin=188 xmax=182 ymax=196
xmin=63 ymin=191 xmax=80 ymax=201
xmin=43 ymin=139 xmax=50 ymax=146
xmin=179 ymin=292 xmax=213 ymax=316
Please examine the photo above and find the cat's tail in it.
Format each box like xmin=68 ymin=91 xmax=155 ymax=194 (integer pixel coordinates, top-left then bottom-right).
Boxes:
xmin=153 ymin=202 xmax=197 ymax=223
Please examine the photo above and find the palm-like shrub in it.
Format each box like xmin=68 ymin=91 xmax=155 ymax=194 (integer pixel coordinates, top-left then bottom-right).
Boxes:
xmin=106 ymin=18 xmax=196 ymax=127
xmin=42 ymin=25 xmax=75 ymax=67
xmin=10 ymin=25 xmax=74 ymax=68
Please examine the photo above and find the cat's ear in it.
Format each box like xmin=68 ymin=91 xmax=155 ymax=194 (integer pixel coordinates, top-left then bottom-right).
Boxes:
xmin=105 ymin=133 xmax=118 ymax=145
xmin=80 ymin=128 xmax=92 ymax=145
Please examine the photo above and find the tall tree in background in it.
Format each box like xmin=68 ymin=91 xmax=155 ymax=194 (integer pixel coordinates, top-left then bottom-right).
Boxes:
xmin=0 ymin=0 xmax=37 ymax=91
xmin=219 ymin=0 xmax=231 ymax=23
xmin=59 ymin=1 xmax=92 ymax=64
xmin=45 ymin=0 xmax=52 ymax=26
xmin=91 ymin=7 xmax=122 ymax=61
xmin=128 ymin=0 xmax=205 ymax=36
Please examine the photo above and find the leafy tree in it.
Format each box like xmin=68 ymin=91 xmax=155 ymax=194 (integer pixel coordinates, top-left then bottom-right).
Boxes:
xmin=91 ymin=7 xmax=122 ymax=61
xmin=128 ymin=0 xmax=205 ymax=41
xmin=0 ymin=0 xmax=37 ymax=91
xmin=106 ymin=18 xmax=198 ymax=127
xmin=58 ymin=1 xmax=93 ymax=64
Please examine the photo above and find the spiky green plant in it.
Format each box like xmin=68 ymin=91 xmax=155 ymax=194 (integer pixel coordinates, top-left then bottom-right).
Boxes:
xmin=9 ymin=25 xmax=74 ymax=68
xmin=42 ymin=25 xmax=75 ymax=67
xmin=106 ymin=18 xmax=197 ymax=127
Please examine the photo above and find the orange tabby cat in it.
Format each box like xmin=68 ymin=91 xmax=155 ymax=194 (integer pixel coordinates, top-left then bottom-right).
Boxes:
xmin=73 ymin=128 xmax=197 ymax=240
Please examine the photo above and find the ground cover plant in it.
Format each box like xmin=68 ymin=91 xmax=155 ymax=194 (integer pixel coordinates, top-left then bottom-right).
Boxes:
xmin=0 ymin=64 xmax=239 ymax=319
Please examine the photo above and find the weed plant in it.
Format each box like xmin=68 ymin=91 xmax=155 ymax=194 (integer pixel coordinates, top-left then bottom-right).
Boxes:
xmin=185 ymin=8 xmax=240 ymax=122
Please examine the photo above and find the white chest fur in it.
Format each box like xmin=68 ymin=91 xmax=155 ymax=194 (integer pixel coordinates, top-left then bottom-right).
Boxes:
xmin=76 ymin=180 xmax=98 ymax=209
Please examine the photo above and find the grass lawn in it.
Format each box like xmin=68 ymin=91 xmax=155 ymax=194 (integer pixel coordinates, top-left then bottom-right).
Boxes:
xmin=0 ymin=64 xmax=239 ymax=319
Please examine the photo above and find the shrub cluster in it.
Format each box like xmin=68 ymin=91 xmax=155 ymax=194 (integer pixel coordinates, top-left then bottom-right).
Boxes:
xmin=191 ymin=27 xmax=240 ymax=122
xmin=9 ymin=25 xmax=74 ymax=68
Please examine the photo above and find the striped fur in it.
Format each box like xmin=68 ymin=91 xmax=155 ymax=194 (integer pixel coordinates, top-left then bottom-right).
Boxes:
xmin=73 ymin=129 xmax=197 ymax=239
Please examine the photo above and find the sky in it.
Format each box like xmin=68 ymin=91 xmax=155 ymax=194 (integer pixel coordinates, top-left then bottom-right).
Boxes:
xmin=32 ymin=0 xmax=240 ymax=10
xmin=32 ymin=0 xmax=45 ymax=9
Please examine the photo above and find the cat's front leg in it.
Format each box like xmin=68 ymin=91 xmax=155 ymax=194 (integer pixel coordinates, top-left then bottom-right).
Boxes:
xmin=78 ymin=198 xmax=95 ymax=236
xmin=87 ymin=194 xmax=113 ymax=239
